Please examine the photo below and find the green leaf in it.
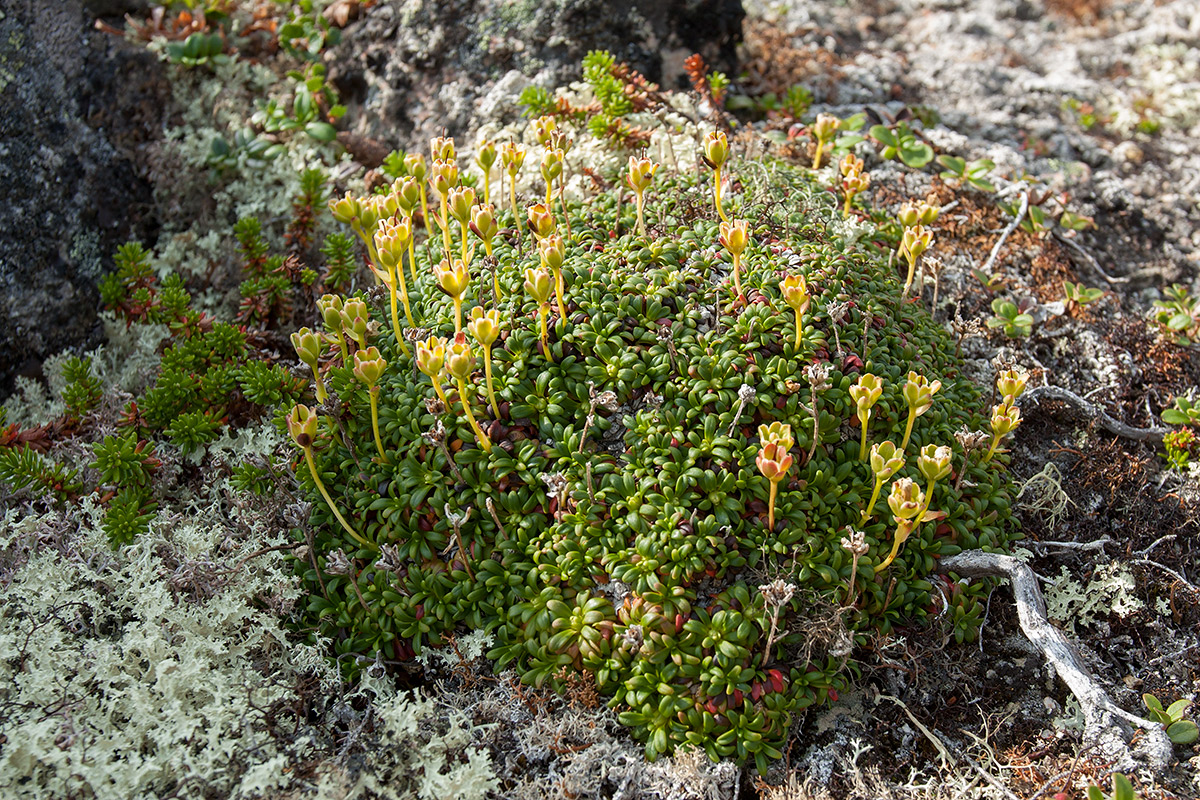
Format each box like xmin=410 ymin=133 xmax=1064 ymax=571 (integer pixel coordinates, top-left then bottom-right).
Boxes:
xmin=937 ymin=155 xmax=966 ymax=175
xmin=305 ymin=122 xmax=338 ymax=142
xmin=899 ymin=142 xmax=934 ymax=168
xmin=1112 ymin=773 xmax=1135 ymax=800
xmin=1167 ymin=720 xmax=1198 ymax=744
xmin=869 ymin=124 xmax=898 ymax=147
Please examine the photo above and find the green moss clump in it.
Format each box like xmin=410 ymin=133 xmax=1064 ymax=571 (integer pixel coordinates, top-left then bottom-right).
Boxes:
xmin=290 ymin=143 xmax=1018 ymax=769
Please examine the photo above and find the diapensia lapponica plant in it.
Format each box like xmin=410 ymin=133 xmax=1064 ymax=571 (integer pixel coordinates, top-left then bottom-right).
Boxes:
xmin=286 ymin=111 xmax=1021 ymax=770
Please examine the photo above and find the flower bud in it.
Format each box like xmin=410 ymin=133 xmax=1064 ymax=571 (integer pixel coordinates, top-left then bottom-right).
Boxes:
xmin=317 ymin=294 xmax=344 ymax=334
xmin=287 ymin=404 xmax=319 ymax=448
xmin=541 ymin=148 xmax=564 ymax=184
xmin=416 ymin=336 xmax=447 ymax=379
xmin=719 ymin=219 xmax=750 ymax=258
xmin=434 ymin=259 xmax=470 ymax=299
xmin=756 ymin=440 xmax=794 ymax=482
xmin=469 ymin=203 xmax=498 ymax=244
xmin=447 ymin=185 xmax=476 ymax=224
xmin=538 ymin=234 xmax=566 ymax=271
xmin=429 ymin=158 xmax=459 ymax=198
xmin=702 ymin=130 xmax=729 ymax=170
xmin=502 ymin=141 xmax=527 ymax=176
xmin=626 ymin=155 xmax=658 ymax=194
xmin=526 ymin=202 xmax=556 ymax=238
xmin=902 ymin=372 xmax=942 ymax=418
xmin=918 ymin=444 xmax=953 ymax=483
xmin=757 ymin=421 xmax=794 ymax=450
xmin=897 ymin=201 xmax=920 ymax=229
xmin=991 ymin=401 xmax=1022 ymax=437
xmin=900 ymin=225 xmax=933 ymax=261
xmin=849 ymin=373 xmax=883 ymax=414
xmin=475 ymin=139 xmax=498 ymax=172
xmin=392 ymin=176 xmax=422 ymax=215
xmin=340 ymin=298 xmax=370 ymax=344
xmin=870 ymin=441 xmax=905 ymax=482
xmin=996 ymin=367 xmax=1028 ymax=403
xmin=430 ymin=135 xmax=456 ymax=162
xmin=532 ymin=115 xmax=557 ymax=147
xmin=839 ymin=154 xmax=864 ymax=177
xmin=329 ymin=192 xmax=361 ymax=225
xmin=291 ymin=327 xmax=322 ymax=368
xmin=918 ymin=197 xmax=940 ymax=225
xmin=404 ymin=153 xmax=427 ymax=182
xmin=352 ymin=346 xmax=388 ymax=387
xmin=887 ymin=477 xmax=925 ymax=521
xmin=549 ymin=129 xmax=573 ymax=154
xmin=445 ymin=332 xmax=475 ymax=381
xmin=467 ymin=306 xmax=501 ymax=347
xmin=524 ymin=266 xmax=553 ymax=305
xmin=843 ymin=171 xmax=870 ymax=195
xmin=812 ymin=113 xmax=841 ymax=142
xmin=781 ymin=274 xmax=811 ymax=314
xmin=374 ymin=218 xmax=412 ymax=271
xmin=356 ymin=196 xmax=383 ymax=233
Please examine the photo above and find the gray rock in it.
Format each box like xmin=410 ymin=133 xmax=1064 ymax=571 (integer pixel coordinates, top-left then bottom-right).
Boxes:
xmin=327 ymin=0 xmax=744 ymax=151
xmin=0 ymin=0 xmax=166 ymax=398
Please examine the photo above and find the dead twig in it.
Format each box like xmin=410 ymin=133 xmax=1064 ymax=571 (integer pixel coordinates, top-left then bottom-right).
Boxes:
xmin=980 ymin=192 xmax=1027 ymax=275
xmin=1027 ymin=537 xmax=1111 ymax=553
xmin=939 ymin=551 xmax=1172 ymax=770
xmin=1023 ymin=385 xmax=1169 ymax=442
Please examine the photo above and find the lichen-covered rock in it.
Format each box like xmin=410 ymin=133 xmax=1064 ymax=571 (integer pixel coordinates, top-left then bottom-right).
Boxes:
xmin=328 ymin=0 xmax=744 ymax=153
xmin=0 ymin=0 xmax=165 ymax=398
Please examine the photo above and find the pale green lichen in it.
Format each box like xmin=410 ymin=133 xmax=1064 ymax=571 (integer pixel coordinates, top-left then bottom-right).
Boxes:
xmin=1044 ymin=562 xmax=1145 ymax=632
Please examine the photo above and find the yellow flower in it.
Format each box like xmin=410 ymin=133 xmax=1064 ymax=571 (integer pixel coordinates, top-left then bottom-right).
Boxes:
xmin=434 ymin=259 xmax=471 ymax=299
xmin=467 ymin=306 xmax=501 ymax=347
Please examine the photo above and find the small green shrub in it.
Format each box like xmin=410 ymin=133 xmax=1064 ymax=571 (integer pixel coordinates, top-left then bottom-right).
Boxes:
xmin=288 ymin=116 xmax=1019 ymax=770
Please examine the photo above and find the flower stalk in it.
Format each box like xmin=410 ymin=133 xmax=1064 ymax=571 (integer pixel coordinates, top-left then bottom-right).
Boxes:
xmin=288 ymin=404 xmax=371 ymax=550
xmin=849 ymin=373 xmax=883 ymax=461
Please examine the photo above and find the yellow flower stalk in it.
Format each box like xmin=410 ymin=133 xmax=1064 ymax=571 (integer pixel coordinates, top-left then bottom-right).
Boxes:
xmin=416 ymin=336 xmax=451 ymax=408
xmin=445 ymin=333 xmax=492 ymax=452
xmin=290 ymin=327 xmax=327 ymax=403
xmin=702 ymin=130 xmax=730 ymax=222
xmin=352 ymin=347 xmax=390 ymax=464
xmin=899 ymin=371 xmax=942 ymax=452
xmin=475 ymin=139 xmax=497 ymax=205
xmin=755 ymin=423 xmax=794 ymax=530
xmin=429 ymin=157 xmax=458 ymax=257
xmin=468 ymin=306 xmax=502 ymax=417
xmin=874 ymin=477 xmax=925 ymax=573
xmin=317 ymin=294 xmax=348 ymax=362
xmin=862 ymin=440 xmax=904 ymax=522
xmin=849 ymin=373 xmax=883 ymax=461
xmin=501 ymin=141 xmax=527 ymax=245
xmin=404 ymin=153 xmax=432 ymax=237
xmin=899 ymin=224 xmax=933 ymax=298
xmin=840 ymin=155 xmax=870 ymax=218
xmin=719 ymin=219 xmax=750 ymax=300
xmin=811 ymin=113 xmax=840 ymax=170
xmin=447 ymin=185 xmax=476 ymax=267
xmin=780 ymin=274 xmax=811 ymax=348
xmin=541 ymin=147 xmax=564 ymax=207
xmin=434 ymin=258 xmax=471 ymax=334
xmin=626 ymin=155 xmax=658 ymax=239
xmin=984 ymin=400 xmax=1021 ymax=462
xmin=374 ymin=217 xmax=416 ymax=332
xmin=288 ymin=404 xmax=371 ymax=550
xmin=469 ymin=203 xmax=501 ymax=301
xmin=538 ymin=234 xmax=569 ymax=321
xmin=524 ymin=266 xmax=554 ymax=362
